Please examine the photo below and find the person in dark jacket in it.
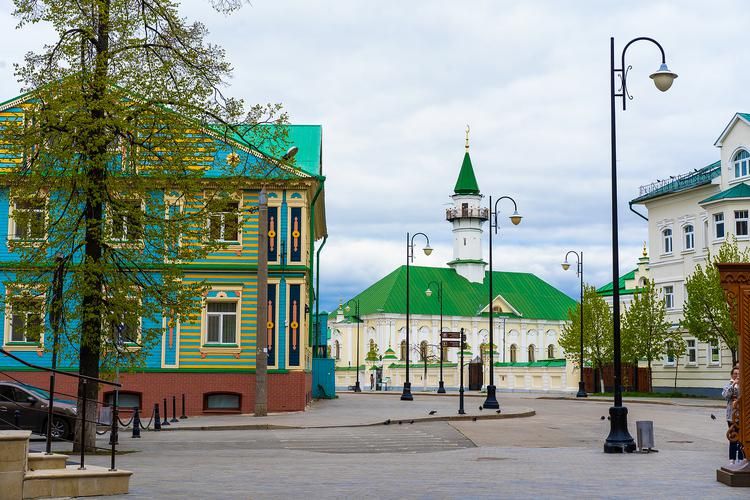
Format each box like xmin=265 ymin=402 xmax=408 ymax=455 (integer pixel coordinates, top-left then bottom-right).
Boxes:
xmin=722 ymin=366 xmax=744 ymax=464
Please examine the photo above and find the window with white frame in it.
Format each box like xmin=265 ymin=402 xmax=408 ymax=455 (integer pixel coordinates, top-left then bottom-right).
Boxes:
xmin=207 ymin=201 xmax=239 ymax=243
xmin=715 ymin=213 xmax=725 ymax=239
xmin=708 ymin=340 xmax=720 ymax=365
xmin=206 ymin=301 xmax=238 ymax=344
xmin=7 ymin=294 xmax=44 ymax=344
xmin=663 ymin=285 xmax=675 ymax=309
xmin=686 ymin=339 xmax=697 ymax=364
xmin=109 ymin=199 xmax=143 ymax=242
xmin=734 ymin=149 xmax=750 ymax=178
xmin=683 ymin=224 xmax=694 ymax=250
xmin=736 ymin=210 xmax=749 ymax=237
xmin=662 ymin=228 xmax=673 ymax=253
xmin=664 ymin=340 xmax=676 ymax=366
xmin=11 ymin=198 xmax=46 ymax=241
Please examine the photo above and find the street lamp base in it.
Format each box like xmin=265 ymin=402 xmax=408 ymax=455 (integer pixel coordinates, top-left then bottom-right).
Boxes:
xmin=353 ymin=381 xmax=362 ymax=393
xmin=603 ymin=405 xmax=636 ymax=453
xmin=482 ymin=385 xmax=500 ymax=409
xmin=437 ymin=381 xmax=446 ymax=394
xmin=400 ymin=382 xmax=413 ymax=401
xmin=576 ymin=381 xmax=587 ymax=398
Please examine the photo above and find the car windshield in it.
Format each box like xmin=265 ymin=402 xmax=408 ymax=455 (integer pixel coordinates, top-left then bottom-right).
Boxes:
xmin=18 ymin=384 xmax=76 ymax=405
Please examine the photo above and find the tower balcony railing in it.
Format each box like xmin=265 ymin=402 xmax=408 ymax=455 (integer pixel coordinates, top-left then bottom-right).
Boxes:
xmin=446 ymin=207 xmax=489 ymax=221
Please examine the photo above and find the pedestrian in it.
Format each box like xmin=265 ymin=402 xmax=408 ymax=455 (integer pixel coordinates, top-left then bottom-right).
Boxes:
xmin=722 ymin=366 xmax=744 ymax=465
xmin=370 ymin=373 xmax=374 ymax=391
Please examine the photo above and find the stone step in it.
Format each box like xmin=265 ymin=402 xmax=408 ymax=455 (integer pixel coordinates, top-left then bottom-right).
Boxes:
xmin=27 ymin=453 xmax=69 ymax=471
xmin=23 ymin=464 xmax=132 ymax=499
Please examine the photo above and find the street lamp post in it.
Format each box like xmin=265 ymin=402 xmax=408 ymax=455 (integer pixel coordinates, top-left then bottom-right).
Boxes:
xmin=425 ymin=281 xmax=445 ymax=393
xmin=344 ymin=299 xmax=362 ymax=393
xmin=606 ymin=36 xmax=677 ymax=454
xmin=402 ymin=232 xmax=433 ymax=401
xmin=562 ymin=250 xmax=587 ymax=398
xmin=484 ymin=196 xmax=522 ymax=410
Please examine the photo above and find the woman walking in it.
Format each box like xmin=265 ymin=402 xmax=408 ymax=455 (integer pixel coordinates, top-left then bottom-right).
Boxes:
xmin=722 ymin=366 xmax=744 ymax=464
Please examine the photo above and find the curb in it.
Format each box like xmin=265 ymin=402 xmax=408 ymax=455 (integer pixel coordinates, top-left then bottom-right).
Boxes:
xmin=537 ymin=395 xmax=724 ymax=409
xmin=158 ymin=408 xmax=536 ymax=432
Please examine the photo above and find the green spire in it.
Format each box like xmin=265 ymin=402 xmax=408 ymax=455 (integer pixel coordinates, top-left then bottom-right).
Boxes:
xmin=454 ymin=125 xmax=480 ymax=195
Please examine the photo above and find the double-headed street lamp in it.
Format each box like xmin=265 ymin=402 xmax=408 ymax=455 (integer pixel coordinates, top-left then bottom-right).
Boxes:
xmin=484 ymin=196 xmax=522 ymax=410
xmin=425 ymin=280 xmax=445 ymax=393
xmin=344 ymin=299 xmax=362 ymax=393
xmin=402 ymin=232 xmax=433 ymax=401
xmin=606 ymin=36 xmax=677 ymax=453
xmin=562 ymin=250 xmax=587 ymax=398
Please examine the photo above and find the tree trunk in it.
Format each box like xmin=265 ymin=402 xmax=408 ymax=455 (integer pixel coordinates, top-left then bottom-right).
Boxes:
xmin=647 ymin=358 xmax=652 ymax=393
xmin=75 ymin=0 xmax=110 ymax=452
xmin=673 ymin=358 xmax=679 ymax=392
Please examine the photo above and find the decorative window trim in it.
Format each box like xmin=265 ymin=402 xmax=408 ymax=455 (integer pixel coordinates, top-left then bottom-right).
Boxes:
xmin=733 ymin=148 xmax=750 ymax=179
xmin=204 ymin=191 xmax=243 ymax=248
xmin=106 ymin=198 xmax=145 ymax=248
xmin=3 ymin=286 xmax=46 ymax=350
xmin=200 ymin=286 xmax=243 ymax=348
xmin=7 ymin=192 xmax=48 ymax=245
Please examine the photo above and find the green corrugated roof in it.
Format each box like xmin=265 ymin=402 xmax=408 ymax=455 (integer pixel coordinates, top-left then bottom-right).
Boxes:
xmin=332 ymin=266 xmax=576 ymax=321
xmin=700 ymin=182 xmax=750 ymax=204
xmin=597 ymin=269 xmax=636 ymax=297
xmin=631 ymin=161 xmax=721 ymax=204
xmin=740 ymin=113 xmax=750 ymax=122
xmin=454 ymin=152 xmax=480 ymax=195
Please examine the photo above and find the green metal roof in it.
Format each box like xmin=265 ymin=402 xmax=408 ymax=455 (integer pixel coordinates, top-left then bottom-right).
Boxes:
xmin=700 ymin=182 xmax=750 ymax=204
xmin=631 ymin=161 xmax=721 ymax=204
xmin=453 ymin=152 xmax=480 ymax=195
xmin=225 ymin=124 xmax=322 ymax=176
xmin=332 ymin=266 xmax=576 ymax=322
xmin=597 ymin=269 xmax=637 ymax=297
xmin=740 ymin=113 xmax=750 ymax=122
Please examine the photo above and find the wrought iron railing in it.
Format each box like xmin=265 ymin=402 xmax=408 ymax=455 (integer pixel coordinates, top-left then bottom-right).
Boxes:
xmin=638 ymin=163 xmax=720 ymax=198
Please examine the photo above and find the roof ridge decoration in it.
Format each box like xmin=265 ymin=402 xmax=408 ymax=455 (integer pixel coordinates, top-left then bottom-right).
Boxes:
xmin=453 ymin=125 xmax=480 ymax=195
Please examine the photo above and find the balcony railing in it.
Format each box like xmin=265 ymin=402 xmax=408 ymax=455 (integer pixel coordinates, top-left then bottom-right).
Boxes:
xmin=637 ymin=162 xmax=721 ymax=199
xmin=446 ymin=207 xmax=489 ymax=221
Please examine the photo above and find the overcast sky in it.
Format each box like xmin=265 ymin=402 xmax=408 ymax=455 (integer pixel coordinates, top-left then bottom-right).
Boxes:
xmin=1 ymin=1 xmax=749 ymax=312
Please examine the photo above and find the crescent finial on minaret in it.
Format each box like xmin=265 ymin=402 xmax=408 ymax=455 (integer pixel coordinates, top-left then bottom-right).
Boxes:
xmin=465 ymin=125 xmax=470 ymax=151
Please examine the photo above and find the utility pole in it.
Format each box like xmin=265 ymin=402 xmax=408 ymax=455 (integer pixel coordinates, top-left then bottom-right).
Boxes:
xmin=255 ymin=187 xmax=268 ymax=416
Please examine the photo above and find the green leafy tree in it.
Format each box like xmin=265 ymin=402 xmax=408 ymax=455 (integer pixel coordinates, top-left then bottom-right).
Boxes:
xmin=665 ymin=336 xmax=687 ymax=392
xmin=7 ymin=0 xmax=288 ymax=449
xmin=682 ymin=238 xmax=748 ymax=364
xmin=621 ymin=279 xmax=673 ymax=390
xmin=560 ymin=284 xmax=613 ymax=392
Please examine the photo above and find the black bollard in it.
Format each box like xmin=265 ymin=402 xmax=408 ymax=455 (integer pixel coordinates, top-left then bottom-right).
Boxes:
xmin=171 ymin=395 xmax=178 ymax=423
xmin=180 ymin=393 xmax=187 ymax=419
xmin=132 ymin=407 xmax=141 ymax=438
xmin=162 ymin=398 xmax=170 ymax=426
xmin=154 ymin=403 xmax=162 ymax=431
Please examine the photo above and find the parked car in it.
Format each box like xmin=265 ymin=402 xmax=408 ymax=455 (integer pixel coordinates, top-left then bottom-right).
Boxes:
xmin=0 ymin=381 xmax=77 ymax=440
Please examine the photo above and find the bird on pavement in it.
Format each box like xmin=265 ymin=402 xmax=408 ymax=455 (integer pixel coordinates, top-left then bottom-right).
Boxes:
xmin=711 ymin=414 xmax=717 ymax=420
xmin=428 ymin=410 xmax=437 ymax=415
xmin=472 ymin=417 xmax=478 ymax=422
xmin=384 ymin=419 xmax=391 ymax=425
xmin=410 ymin=420 xmax=414 ymax=424
xmin=478 ymin=406 xmax=483 ymax=411
xmin=600 ymin=416 xmax=606 ymax=420
xmin=496 ymin=410 xmax=502 ymax=414
xmin=398 ymin=420 xmax=402 ymax=424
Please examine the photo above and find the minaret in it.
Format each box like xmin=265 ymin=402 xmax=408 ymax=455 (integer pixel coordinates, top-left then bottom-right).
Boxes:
xmin=446 ymin=126 xmax=488 ymax=283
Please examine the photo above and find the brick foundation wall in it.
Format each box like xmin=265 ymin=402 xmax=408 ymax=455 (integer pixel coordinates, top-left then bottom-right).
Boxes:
xmin=0 ymin=371 xmax=312 ymax=416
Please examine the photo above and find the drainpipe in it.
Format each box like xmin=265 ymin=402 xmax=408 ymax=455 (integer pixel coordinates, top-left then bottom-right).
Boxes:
xmin=629 ymin=201 xmax=648 ymax=222
xmin=308 ymin=176 xmax=325 ymax=348
xmin=314 ymin=234 xmax=328 ymax=355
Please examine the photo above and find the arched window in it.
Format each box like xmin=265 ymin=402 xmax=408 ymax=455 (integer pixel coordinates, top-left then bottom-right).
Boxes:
xmin=334 ymin=340 xmax=340 ymax=360
xmin=400 ymin=340 xmax=407 ymax=360
xmin=528 ymin=344 xmax=536 ymax=362
xmin=662 ymin=228 xmax=673 ymax=253
xmin=419 ymin=340 xmax=428 ymax=361
xmin=683 ymin=224 xmax=694 ymax=250
xmin=547 ymin=344 xmax=555 ymax=359
xmin=734 ymin=149 xmax=750 ymax=178
xmin=510 ymin=344 xmax=517 ymax=363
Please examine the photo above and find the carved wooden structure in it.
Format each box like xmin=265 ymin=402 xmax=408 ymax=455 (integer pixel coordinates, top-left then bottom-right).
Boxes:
xmin=717 ymin=263 xmax=750 ymax=486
